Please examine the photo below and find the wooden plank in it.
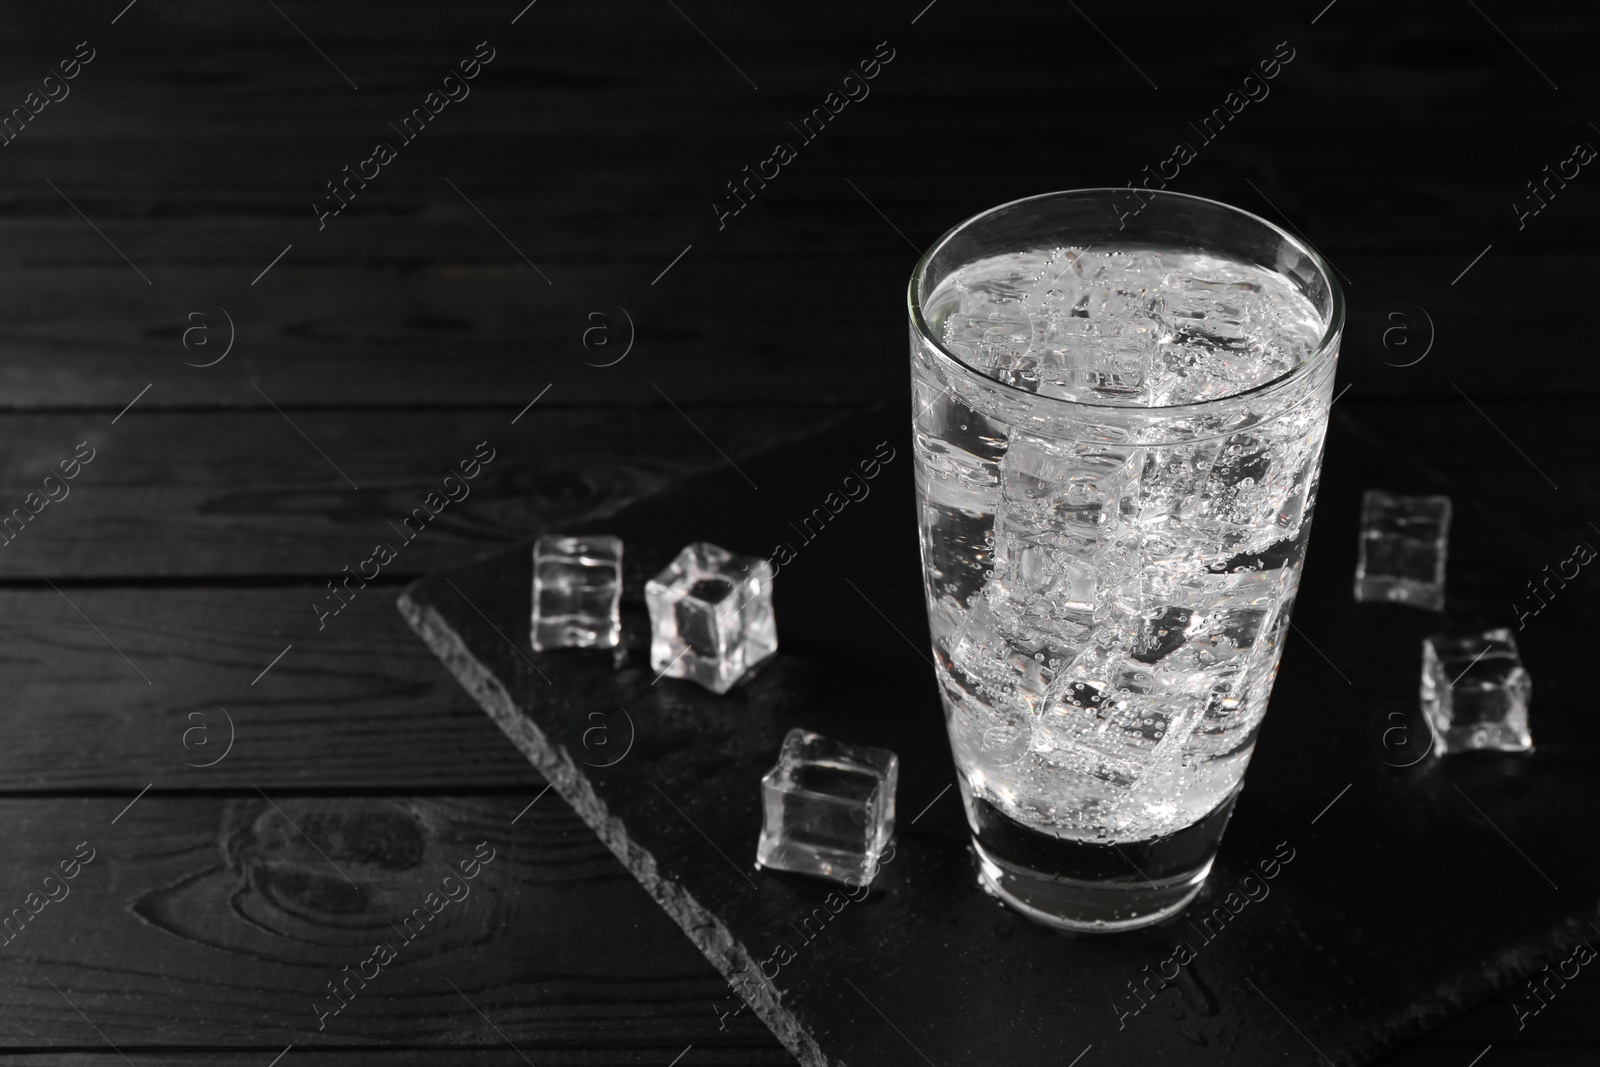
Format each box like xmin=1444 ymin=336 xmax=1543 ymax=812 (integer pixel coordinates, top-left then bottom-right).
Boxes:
xmin=0 ymin=587 xmax=531 ymax=790
xmin=3 ymin=4 xmax=1582 ymax=142
xmin=0 ymin=252 xmax=1586 ymax=409
xmin=0 ymin=794 xmax=782 ymax=1051
xmin=0 ymin=0 xmax=1585 ymax=424
xmin=2 ymin=2 xmax=1587 ymax=187
xmin=5 ymin=1044 xmax=1598 ymax=1067
xmin=0 ymin=5 xmax=1583 ymax=412
xmin=0 ymin=405 xmax=843 ymax=578
xmin=0 ymin=1055 xmax=793 ymax=1066
xmin=0 ymin=149 xmax=1583 ymax=262
xmin=0 ymin=0 xmax=1583 ymax=264
xmin=0 ymin=1056 xmax=790 ymax=1067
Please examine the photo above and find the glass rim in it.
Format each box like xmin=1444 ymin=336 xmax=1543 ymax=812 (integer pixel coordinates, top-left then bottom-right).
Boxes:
xmin=906 ymin=188 xmax=1347 ymax=415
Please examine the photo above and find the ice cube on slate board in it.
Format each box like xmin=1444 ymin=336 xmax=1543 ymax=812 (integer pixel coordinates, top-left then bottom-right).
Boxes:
xmin=1354 ymin=490 xmax=1451 ymax=610
xmin=645 ymin=542 xmax=777 ymax=693
xmin=1420 ymin=628 xmax=1532 ymax=754
xmin=756 ymin=729 xmax=898 ymax=886
xmin=530 ymin=534 xmax=623 ymax=651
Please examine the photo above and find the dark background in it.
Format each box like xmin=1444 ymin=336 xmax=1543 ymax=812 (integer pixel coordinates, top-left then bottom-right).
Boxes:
xmin=0 ymin=0 xmax=1594 ymax=1064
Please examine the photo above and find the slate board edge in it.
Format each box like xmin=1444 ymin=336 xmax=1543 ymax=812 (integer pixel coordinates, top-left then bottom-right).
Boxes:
xmin=1375 ymin=917 xmax=1596 ymax=1058
xmin=397 ymin=588 xmax=833 ymax=1067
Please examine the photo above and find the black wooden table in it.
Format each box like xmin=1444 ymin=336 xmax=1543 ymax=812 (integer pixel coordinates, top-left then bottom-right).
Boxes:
xmin=2 ymin=2 xmax=1595 ymax=1064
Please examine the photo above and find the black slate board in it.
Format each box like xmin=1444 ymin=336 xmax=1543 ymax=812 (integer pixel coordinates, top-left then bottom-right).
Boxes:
xmin=399 ymin=405 xmax=1599 ymax=1067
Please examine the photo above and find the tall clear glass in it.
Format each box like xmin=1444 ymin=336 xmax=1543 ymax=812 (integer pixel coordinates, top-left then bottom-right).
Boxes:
xmin=907 ymin=189 xmax=1343 ymax=931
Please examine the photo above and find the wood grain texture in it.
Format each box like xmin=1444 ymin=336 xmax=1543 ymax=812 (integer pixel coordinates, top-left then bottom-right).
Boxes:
xmin=0 ymin=1055 xmax=793 ymax=1066
xmin=0 ymin=0 xmax=1588 ymax=415
xmin=0 ymin=794 xmax=781 ymax=1051
xmin=0 ymin=1 xmax=1587 ymax=257
xmin=0 ymin=252 xmax=1584 ymax=410
xmin=0 ymin=587 xmax=531 ymax=790
xmin=0 ymin=1050 xmax=1584 ymax=1067
xmin=0 ymin=406 xmax=840 ymax=578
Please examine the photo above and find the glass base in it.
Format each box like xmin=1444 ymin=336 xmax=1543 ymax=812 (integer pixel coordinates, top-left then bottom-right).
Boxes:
xmin=964 ymin=787 xmax=1240 ymax=933
xmin=974 ymin=837 xmax=1210 ymax=932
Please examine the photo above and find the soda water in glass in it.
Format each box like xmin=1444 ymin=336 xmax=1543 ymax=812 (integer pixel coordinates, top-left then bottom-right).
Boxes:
xmin=907 ymin=190 xmax=1343 ymax=931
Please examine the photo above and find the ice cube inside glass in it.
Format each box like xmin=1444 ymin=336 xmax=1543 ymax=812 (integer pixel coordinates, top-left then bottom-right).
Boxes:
xmin=645 ymin=542 xmax=776 ymax=693
xmin=531 ymin=534 xmax=622 ymax=651
xmin=1420 ymin=628 xmax=1532 ymax=753
xmin=756 ymin=729 xmax=898 ymax=886
xmin=1355 ymin=490 xmax=1451 ymax=611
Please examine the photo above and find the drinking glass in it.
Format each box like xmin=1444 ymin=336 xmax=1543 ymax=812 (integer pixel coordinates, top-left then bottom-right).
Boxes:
xmin=907 ymin=189 xmax=1343 ymax=931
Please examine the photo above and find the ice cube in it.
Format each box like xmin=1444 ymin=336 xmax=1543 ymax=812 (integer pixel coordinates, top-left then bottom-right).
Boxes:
xmin=943 ymin=687 xmax=1035 ymax=770
xmin=1001 ymin=436 xmax=1139 ymax=536
xmin=992 ymin=426 xmax=1145 ymax=626
xmin=1191 ymin=432 xmax=1275 ymax=527
xmin=756 ymin=729 xmax=898 ymax=886
xmin=1355 ymin=490 xmax=1451 ymax=611
xmin=1132 ymin=570 xmax=1277 ymax=674
xmin=1135 ymin=442 xmax=1221 ymax=525
xmin=993 ymin=352 xmax=1048 ymax=392
xmin=1029 ymin=300 xmax=1163 ymax=403
xmin=1166 ymin=275 xmax=1258 ymax=353
xmin=1187 ymin=667 xmax=1257 ymax=756
xmin=645 ymin=542 xmax=777 ymax=693
xmin=1023 ymin=245 xmax=1091 ymax=309
xmin=530 ymin=534 xmax=622 ymax=651
xmin=1263 ymin=428 xmax=1325 ymax=541
xmin=912 ymin=434 xmax=1001 ymax=513
xmin=1074 ymin=336 xmax=1150 ymax=400
xmin=1131 ymin=606 xmax=1194 ymax=665
xmin=1039 ymin=642 xmax=1138 ymax=715
xmin=1170 ymin=605 xmax=1269 ymax=672
xmin=941 ymin=308 xmax=1033 ymax=369
xmin=1034 ymin=682 xmax=1192 ymax=787
xmin=1420 ymin=629 xmax=1532 ymax=753
xmin=949 ymin=600 xmax=1076 ymax=713
xmin=990 ymin=538 xmax=1089 ymax=622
